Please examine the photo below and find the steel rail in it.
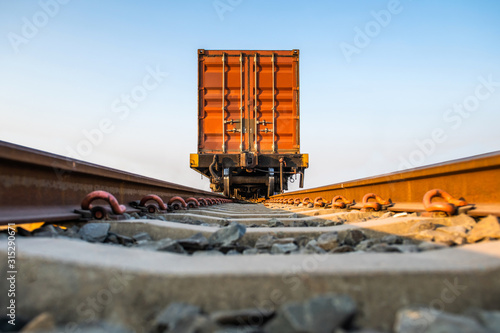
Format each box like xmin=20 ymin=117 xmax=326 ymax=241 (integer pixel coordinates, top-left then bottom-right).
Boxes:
xmin=0 ymin=141 xmax=225 ymax=225
xmin=269 ymin=151 xmax=500 ymax=217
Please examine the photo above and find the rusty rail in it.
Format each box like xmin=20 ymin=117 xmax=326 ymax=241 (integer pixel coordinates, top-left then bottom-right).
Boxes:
xmin=269 ymin=151 xmax=500 ymax=217
xmin=0 ymin=141 xmax=228 ymax=225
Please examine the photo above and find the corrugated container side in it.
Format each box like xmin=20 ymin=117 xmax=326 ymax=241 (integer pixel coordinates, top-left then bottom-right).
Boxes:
xmin=198 ymin=49 xmax=300 ymax=154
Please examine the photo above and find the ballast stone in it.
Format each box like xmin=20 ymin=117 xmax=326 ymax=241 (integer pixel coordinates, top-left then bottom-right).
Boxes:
xmin=394 ymin=307 xmax=488 ymax=333
xmin=467 ymin=215 xmax=500 ymax=243
xmin=209 ymin=308 xmax=275 ymax=326
xmin=156 ymin=239 xmax=187 ymax=254
xmin=303 ymin=240 xmax=326 ymax=254
xmin=268 ymin=218 xmax=285 ymax=228
xmin=177 ymin=232 xmax=209 ymax=251
xmin=264 ymin=294 xmax=356 ymax=333
xmin=342 ymin=229 xmax=366 ymax=246
xmin=448 ymin=214 xmax=477 ymax=230
xmin=78 ymin=223 xmax=110 ymax=242
xmin=153 ymin=303 xmax=201 ymax=333
xmin=464 ymin=308 xmax=500 ymax=333
xmin=33 ymin=224 xmax=63 ymax=238
xmin=132 ymin=231 xmax=152 ymax=243
xmin=316 ymin=231 xmax=339 ymax=250
xmin=270 ymin=242 xmax=298 ymax=254
xmin=255 ymin=235 xmax=275 ymax=249
xmin=208 ymin=222 xmax=246 ymax=247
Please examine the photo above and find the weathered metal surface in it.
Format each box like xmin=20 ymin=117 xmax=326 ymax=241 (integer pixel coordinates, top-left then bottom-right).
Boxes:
xmin=270 ymin=151 xmax=500 ymax=216
xmin=0 ymin=141 xmax=225 ymax=225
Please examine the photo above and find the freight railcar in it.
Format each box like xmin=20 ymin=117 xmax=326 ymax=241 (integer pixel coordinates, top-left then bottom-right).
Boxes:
xmin=190 ymin=49 xmax=308 ymax=199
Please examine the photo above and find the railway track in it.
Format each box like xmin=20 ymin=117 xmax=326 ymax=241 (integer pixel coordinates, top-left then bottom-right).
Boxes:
xmin=1 ymin=142 xmax=500 ymax=332
xmin=0 ymin=141 xmax=230 ymax=225
xmin=268 ymin=150 xmax=500 ymax=218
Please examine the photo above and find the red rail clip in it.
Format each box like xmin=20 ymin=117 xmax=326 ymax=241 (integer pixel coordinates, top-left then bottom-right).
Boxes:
xmin=362 ymin=193 xmax=391 ymax=211
xmin=314 ymin=197 xmax=327 ymax=207
xmin=81 ymin=190 xmax=127 ymax=218
xmin=423 ymin=189 xmax=468 ymax=216
xmin=331 ymin=195 xmax=352 ymax=209
xmin=185 ymin=197 xmax=200 ymax=208
xmin=139 ymin=194 xmax=167 ymax=213
xmin=168 ymin=196 xmax=188 ymax=210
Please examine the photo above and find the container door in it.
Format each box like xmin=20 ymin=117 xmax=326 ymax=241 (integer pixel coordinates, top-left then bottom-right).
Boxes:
xmin=199 ymin=52 xmax=246 ymax=153
xmin=249 ymin=52 xmax=299 ymax=153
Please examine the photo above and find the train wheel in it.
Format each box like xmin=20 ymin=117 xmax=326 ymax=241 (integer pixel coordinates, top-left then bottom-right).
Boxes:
xmin=223 ymin=168 xmax=230 ymax=197
xmin=267 ymin=168 xmax=275 ymax=198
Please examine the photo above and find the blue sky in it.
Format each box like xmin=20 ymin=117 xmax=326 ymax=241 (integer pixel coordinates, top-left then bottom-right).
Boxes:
xmin=1 ymin=0 xmax=499 ymax=191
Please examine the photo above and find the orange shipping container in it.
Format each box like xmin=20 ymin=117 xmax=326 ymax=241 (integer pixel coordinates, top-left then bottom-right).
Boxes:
xmin=198 ymin=49 xmax=300 ymax=154
xmin=191 ymin=49 xmax=308 ymax=198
